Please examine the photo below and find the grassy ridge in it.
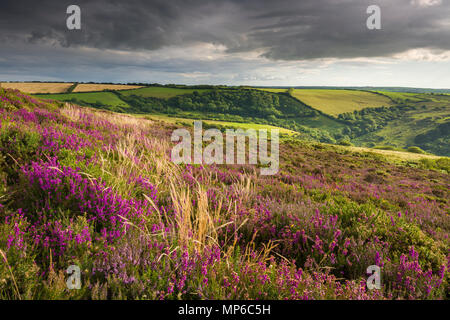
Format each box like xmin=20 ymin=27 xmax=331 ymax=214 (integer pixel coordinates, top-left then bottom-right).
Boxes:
xmin=0 ymin=82 xmax=142 ymax=94
xmin=35 ymin=85 xmax=449 ymax=156
xmin=72 ymin=84 xmax=143 ymax=92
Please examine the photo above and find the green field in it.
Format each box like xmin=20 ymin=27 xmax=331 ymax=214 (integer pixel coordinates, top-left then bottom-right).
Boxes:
xmin=373 ymin=91 xmax=430 ymax=103
xmin=351 ymin=94 xmax=450 ymax=155
xmin=255 ymin=88 xmax=288 ymax=93
xmin=119 ymin=86 xmax=212 ymax=99
xmin=37 ymin=91 xmax=131 ymax=109
xmin=290 ymin=89 xmax=394 ymax=116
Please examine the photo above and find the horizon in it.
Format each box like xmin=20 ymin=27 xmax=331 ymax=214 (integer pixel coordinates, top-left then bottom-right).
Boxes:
xmin=1 ymin=81 xmax=450 ymax=91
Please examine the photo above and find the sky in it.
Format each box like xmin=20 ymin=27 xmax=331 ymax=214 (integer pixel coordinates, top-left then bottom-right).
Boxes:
xmin=0 ymin=0 xmax=449 ymax=88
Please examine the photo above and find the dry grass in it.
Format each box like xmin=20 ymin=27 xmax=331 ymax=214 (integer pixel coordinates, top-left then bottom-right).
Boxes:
xmin=0 ymin=82 xmax=73 ymax=94
xmin=345 ymin=146 xmax=441 ymax=161
xmin=72 ymin=84 xmax=143 ymax=92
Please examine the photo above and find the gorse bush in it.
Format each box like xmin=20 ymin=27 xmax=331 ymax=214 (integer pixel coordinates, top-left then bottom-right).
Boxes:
xmin=0 ymin=88 xmax=448 ymax=300
xmin=407 ymin=146 xmax=426 ymax=154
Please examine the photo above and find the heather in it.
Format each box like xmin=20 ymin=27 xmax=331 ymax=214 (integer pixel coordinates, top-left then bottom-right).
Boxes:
xmin=0 ymin=88 xmax=448 ymax=300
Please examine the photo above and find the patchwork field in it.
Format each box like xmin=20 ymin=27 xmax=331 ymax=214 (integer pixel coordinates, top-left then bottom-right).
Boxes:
xmin=0 ymin=82 xmax=74 ymax=94
xmin=144 ymin=114 xmax=298 ymax=135
xmin=290 ymin=89 xmax=394 ymax=116
xmin=72 ymin=83 xmax=143 ymax=92
xmin=343 ymin=145 xmax=440 ymax=161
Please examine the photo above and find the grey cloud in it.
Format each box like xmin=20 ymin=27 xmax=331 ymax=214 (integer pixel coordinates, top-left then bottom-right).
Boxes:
xmin=0 ymin=0 xmax=449 ymax=61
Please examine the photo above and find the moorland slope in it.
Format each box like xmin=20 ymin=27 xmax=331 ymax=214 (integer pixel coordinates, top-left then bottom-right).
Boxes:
xmin=0 ymin=88 xmax=448 ymax=299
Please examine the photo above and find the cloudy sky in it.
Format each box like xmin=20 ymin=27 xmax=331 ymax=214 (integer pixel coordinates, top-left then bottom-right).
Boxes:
xmin=1 ymin=0 xmax=449 ymax=88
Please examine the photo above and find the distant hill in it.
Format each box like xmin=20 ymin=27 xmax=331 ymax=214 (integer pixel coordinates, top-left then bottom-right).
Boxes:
xmin=256 ymin=86 xmax=450 ymax=94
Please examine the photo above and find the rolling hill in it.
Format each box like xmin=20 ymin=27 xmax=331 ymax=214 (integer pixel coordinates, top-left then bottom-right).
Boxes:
xmin=0 ymin=82 xmax=74 ymax=94
xmin=0 ymin=87 xmax=448 ymax=300
xmin=72 ymin=83 xmax=143 ymax=92
xmin=33 ymin=84 xmax=450 ymax=157
xmin=120 ymin=86 xmax=212 ymax=99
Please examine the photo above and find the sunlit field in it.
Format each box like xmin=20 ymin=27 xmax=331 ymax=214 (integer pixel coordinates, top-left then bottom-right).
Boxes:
xmin=72 ymin=84 xmax=143 ymax=92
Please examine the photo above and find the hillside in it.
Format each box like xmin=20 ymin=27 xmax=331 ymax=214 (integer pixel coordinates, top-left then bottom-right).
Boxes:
xmin=0 ymin=82 xmax=142 ymax=94
xmin=39 ymin=91 xmax=132 ymax=112
xmin=38 ymin=87 xmax=346 ymax=144
xmin=119 ymin=86 xmax=212 ymax=99
xmin=256 ymin=86 xmax=450 ymax=94
xmin=72 ymin=84 xmax=143 ymax=92
xmin=0 ymin=88 xmax=449 ymax=300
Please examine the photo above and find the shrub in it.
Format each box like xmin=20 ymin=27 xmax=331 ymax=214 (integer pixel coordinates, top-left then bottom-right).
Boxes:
xmin=407 ymin=146 xmax=426 ymax=154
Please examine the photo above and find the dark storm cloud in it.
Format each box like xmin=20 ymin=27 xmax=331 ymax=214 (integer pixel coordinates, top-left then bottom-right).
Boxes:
xmin=0 ymin=0 xmax=449 ymax=61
